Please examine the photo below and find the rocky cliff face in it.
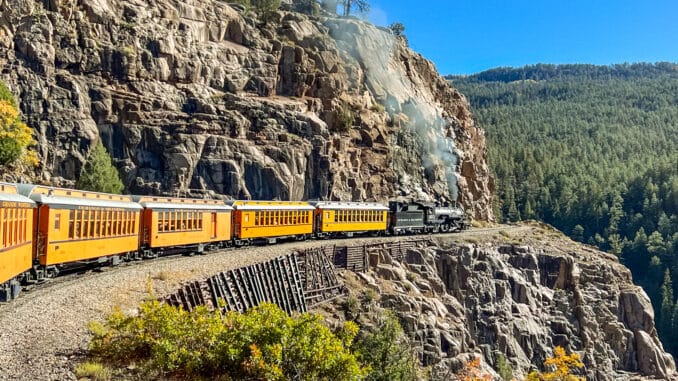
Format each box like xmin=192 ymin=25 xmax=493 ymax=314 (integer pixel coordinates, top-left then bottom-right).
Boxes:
xmin=329 ymin=225 xmax=676 ymax=380
xmin=0 ymin=0 xmax=492 ymax=219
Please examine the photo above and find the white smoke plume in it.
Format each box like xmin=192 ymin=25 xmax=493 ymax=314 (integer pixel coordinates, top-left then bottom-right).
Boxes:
xmin=325 ymin=18 xmax=459 ymax=202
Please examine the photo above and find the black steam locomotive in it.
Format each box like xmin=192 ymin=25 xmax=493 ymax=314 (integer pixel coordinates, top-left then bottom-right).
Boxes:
xmin=388 ymin=201 xmax=470 ymax=235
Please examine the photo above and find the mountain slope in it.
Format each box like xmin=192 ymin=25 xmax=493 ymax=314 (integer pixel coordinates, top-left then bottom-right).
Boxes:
xmin=448 ymin=63 xmax=678 ymax=355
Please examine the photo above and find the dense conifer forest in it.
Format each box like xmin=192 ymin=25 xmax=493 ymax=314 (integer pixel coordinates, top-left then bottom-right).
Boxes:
xmin=448 ymin=63 xmax=678 ymax=354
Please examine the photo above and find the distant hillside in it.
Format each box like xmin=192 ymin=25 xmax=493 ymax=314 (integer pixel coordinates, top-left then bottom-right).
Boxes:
xmin=449 ymin=63 xmax=678 ymax=355
xmin=447 ymin=62 xmax=678 ymax=82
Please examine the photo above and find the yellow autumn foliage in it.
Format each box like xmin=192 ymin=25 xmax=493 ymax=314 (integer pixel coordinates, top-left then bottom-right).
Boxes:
xmin=526 ymin=346 xmax=586 ymax=381
xmin=0 ymin=99 xmax=38 ymax=167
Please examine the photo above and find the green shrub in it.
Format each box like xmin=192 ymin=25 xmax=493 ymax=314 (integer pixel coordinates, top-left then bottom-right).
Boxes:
xmin=251 ymin=0 xmax=281 ymax=22
xmin=353 ymin=311 xmax=417 ymax=381
xmin=495 ymin=353 xmax=513 ymax=381
xmin=76 ymin=141 xmax=124 ymax=194
xmin=0 ymin=138 xmax=22 ymax=166
xmin=0 ymin=80 xmax=16 ymax=107
xmin=336 ymin=100 xmax=355 ymax=132
xmin=88 ymin=302 xmax=366 ymax=380
xmin=363 ymin=288 xmax=378 ymax=304
xmin=292 ymin=0 xmax=320 ymax=15
xmin=344 ymin=293 xmax=361 ymax=319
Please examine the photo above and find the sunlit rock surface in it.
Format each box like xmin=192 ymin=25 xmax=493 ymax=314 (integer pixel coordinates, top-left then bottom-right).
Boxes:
xmin=0 ymin=0 xmax=492 ymax=219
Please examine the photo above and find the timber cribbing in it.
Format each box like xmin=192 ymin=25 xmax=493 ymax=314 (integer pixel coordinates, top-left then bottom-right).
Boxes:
xmin=163 ymin=238 xmax=433 ymax=314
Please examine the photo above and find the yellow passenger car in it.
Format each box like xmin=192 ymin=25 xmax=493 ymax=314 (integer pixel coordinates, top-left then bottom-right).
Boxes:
xmin=18 ymin=185 xmax=141 ymax=268
xmin=0 ymin=183 xmax=35 ymax=301
xmin=135 ymin=196 xmax=233 ymax=255
xmin=312 ymin=201 xmax=389 ymax=237
xmin=229 ymin=201 xmax=315 ymax=244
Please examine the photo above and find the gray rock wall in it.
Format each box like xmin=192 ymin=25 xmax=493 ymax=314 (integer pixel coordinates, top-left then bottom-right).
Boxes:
xmin=351 ymin=240 xmax=676 ymax=380
xmin=0 ymin=0 xmax=492 ymax=219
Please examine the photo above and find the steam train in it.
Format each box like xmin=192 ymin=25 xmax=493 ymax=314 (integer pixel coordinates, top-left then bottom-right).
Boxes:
xmin=0 ymin=182 xmax=469 ymax=302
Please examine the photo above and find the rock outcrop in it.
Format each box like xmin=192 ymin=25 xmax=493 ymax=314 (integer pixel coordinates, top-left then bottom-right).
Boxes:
xmin=0 ymin=0 xmax=492 ymax=219
xmin=331 ymin=229 xmax=676 ymax=380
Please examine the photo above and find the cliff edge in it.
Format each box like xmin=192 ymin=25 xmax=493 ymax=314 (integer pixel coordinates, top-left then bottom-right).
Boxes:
xmin=323 ymin=224 xmax=677 ymax=380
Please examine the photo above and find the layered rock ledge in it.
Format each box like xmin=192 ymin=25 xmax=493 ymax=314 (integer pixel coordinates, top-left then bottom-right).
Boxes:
xmin=324 ymin=226 xmax=676 ymax=380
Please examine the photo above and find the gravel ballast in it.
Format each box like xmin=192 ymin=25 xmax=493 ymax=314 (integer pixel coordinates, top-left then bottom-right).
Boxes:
xmin=0 ymin=229 xmax=508 ymax=380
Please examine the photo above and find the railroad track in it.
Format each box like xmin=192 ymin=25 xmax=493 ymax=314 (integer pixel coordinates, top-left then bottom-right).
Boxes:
xmin=0 ymin=225 xmax=520 ymax=312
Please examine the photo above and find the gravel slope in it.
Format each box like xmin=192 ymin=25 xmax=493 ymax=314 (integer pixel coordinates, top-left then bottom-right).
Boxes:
xmin=0 ymin=228 xmax=512 ymax=380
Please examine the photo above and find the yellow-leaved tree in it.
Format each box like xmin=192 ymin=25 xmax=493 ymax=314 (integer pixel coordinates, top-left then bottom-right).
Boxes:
xmin=527 ymin=346 xmax=586 ymax=381
xmin=457 ymin=356 xmax=493 ymax=381
xmin=0 ymin=81 xmax=38 ymax=168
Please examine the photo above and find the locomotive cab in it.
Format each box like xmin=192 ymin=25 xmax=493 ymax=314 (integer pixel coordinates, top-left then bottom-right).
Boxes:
xmin=388 ymin=201 xmax=426 ymax=235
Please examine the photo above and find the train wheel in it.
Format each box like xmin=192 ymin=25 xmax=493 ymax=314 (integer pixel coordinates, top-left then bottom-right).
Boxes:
xmin=440 ymin=224 xmax=450 ymax=233
xmin=46 ymin=266 xmax=59 ymax=278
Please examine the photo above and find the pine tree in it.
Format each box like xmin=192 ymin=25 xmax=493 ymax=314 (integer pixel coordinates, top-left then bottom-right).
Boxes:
xmin=571 ymin=225 xmax=585 ymax=242
xmin=660 ymin=269 xmax=674 ymax=339
xmin=341 ymin=0 xmax=369 ymax=16
xmin=647 ymin=231 xmax=667 ymax=261
xmin=76 ymin=141 xmax=124 ymax=194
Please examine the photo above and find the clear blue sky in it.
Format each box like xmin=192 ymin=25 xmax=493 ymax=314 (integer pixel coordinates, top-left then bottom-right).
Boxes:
xmin=367 ymin=0 xmax=678 ymax=75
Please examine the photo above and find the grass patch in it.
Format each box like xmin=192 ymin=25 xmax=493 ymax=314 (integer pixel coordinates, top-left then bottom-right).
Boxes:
xmin=343 ymin=293 xmax=361 ymax=319
xmin=362 ymin=288 xmax=378 ymax=304
xmin=471 ymin=220 xmax=484 ymax=228
xmin=75 ymin=362 xmax=111 ymax=381
xmin=369 ymin=103 xmax=385 ymax=113
xmin=151 ymin=270 xmax=194 ymax=282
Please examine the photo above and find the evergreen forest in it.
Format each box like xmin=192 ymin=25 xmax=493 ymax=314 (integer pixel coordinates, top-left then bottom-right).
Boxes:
xmin=448 ymin=63 xmax=678 ymax=355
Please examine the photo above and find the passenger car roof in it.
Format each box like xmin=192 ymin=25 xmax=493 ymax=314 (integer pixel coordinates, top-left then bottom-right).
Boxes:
xmin=17 ymin=184 xmax=140 ymax=210
xmin=311 ymin=201 xmax=389 ymax=211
